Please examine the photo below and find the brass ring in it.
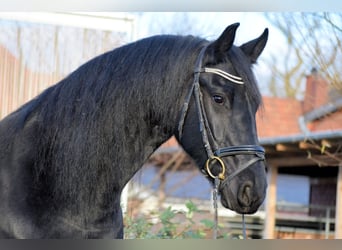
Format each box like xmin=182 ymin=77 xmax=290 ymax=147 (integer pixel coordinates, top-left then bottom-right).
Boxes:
xmin=205 ymin=156 xmax=226 ymax=180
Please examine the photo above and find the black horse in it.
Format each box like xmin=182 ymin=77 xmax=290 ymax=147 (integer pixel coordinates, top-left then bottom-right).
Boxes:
xmin=0 ymin=23 xmax=268 ymax=238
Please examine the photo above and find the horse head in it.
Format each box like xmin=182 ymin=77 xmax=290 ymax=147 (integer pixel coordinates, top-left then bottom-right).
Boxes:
xmin=177 ymin=23 xmax=268 ymax=214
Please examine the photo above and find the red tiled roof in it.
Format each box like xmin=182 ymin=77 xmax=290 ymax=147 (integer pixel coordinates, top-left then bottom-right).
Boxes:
xmin=256 ymin=97 xmax=303 ymax=138
xmin=257 ymin=97 xmax=342 ymax=140
xmin=309 ymin=109 xmax=342 ymax=132
xmin=257 ymin=73 xmax=341 ymax=139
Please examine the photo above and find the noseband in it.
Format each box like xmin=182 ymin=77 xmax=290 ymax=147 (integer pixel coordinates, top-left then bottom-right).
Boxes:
xmin=177 ymin=46 xmax=265 ymax=186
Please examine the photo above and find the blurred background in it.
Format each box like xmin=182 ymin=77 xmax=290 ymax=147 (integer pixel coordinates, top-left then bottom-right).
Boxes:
xmin=0 ymin=12 xmax=341 ymax=239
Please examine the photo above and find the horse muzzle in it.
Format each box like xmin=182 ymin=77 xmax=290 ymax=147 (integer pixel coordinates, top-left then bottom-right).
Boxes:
xmin=219 ymin=173 xmax=267 ymax=214
xmin=204 ymin=145 xmax=267 ymax=214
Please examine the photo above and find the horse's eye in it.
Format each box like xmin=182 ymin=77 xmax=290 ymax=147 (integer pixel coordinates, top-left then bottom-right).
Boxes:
xmin=212 ymin=95 xmax=225 ymax=104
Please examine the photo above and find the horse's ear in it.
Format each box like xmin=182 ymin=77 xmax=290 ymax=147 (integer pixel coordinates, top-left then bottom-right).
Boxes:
xmin=240 ymin=28 xmax=268 ymax=64
xmin=207 ymin=23 xmax=240 ymax=57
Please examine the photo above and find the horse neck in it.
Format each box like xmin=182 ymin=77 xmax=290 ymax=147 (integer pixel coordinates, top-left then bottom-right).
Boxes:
xmin=36 ymin=43 xmax=198 ymax=224
xmin=108 ymin=66 xmax=192 ymax=187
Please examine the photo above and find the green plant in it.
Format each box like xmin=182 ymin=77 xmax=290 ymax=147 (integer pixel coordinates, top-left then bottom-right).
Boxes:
xmin=124 ymin=216 xmax=154 ymax=239
xmin=124 ymin=200 xmax=232 ymax=239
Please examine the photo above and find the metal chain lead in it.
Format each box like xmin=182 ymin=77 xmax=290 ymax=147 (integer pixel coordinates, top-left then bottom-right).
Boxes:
xmin=242 ymin=214 xmax=246 ymax=239
xmin=213 ymin=176 xmax=220 ymax=239
xmin=212 ymin=177 xmax=247 ymax=240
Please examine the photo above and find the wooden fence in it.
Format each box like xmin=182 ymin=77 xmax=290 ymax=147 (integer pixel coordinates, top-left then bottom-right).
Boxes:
xmin=0 ymin=13 xmax=135 ymax=119
xmin=0 ymin=44 xmax=62 ymax=119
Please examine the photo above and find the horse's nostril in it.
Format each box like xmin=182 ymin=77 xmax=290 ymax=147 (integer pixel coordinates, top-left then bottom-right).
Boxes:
xmin=238 ymin=181 xmax=253 ymax=208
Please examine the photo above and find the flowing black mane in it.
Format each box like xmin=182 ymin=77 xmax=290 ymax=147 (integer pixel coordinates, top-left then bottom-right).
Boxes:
xmin=11 ymin=35 xmax=209 ymax=216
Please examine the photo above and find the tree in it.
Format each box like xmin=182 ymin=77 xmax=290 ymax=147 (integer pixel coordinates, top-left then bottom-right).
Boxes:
xmin=264 ymin=12 xmax=342 ymax=99
xmin=265 ymin=13 xmax=342 ymax=168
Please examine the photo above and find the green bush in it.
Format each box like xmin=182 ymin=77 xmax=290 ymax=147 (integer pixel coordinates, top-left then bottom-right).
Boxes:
xmin=124 ymin=200 xmax=231 ymax=239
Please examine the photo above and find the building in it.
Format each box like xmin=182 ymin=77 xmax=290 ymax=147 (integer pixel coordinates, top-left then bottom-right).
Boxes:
xmin=129 ymin=69 xmax=342 ymax=239
xmin=259 ymin=70 xmax=342 ymax=239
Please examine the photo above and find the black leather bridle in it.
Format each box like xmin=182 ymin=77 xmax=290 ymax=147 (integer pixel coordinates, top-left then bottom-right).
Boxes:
xmin=177 ymin=45 xmax=265 ymax=186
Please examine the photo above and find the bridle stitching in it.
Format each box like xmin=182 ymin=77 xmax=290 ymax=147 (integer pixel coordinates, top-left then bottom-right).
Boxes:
xmin=196 ymin=85 xmax=219 ymax=154
xmin=193 ymin=79 xmax=215 ymax=157
xmin=202 ymin=67 xmax=244 ymax=85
